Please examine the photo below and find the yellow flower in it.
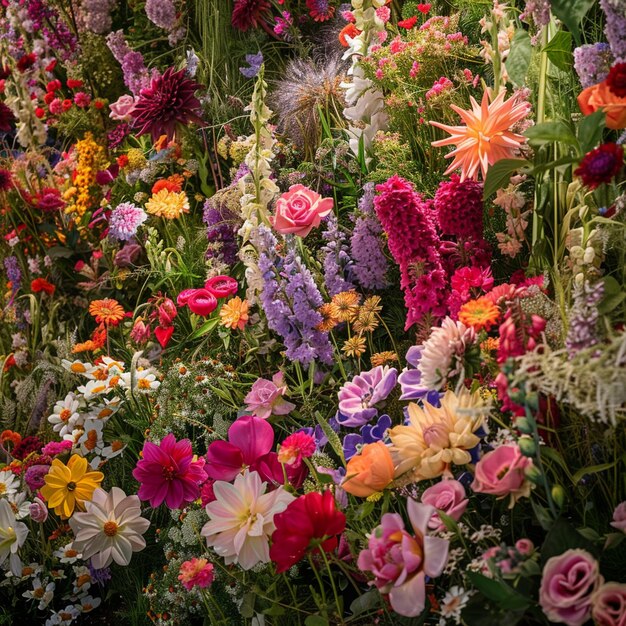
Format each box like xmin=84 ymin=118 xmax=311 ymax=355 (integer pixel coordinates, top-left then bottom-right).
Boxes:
xmin=370 ymin=351 xmax=398 ymax=367
xmin=125 ymin=148 xmax=147 ymax=171
xmin=342 ymin=335 xmax=366 ymax=358
xmin=330 ymin=291 xmax=361 ymax=322
xmin=390 ymin=389 xmax=487 ymax=480
xmin=219 ymin=297 xmax=249 ymax=330
xmin=361 ymin=295 xmax=383 ymax=315
xmin=40 ymin=455 xmax=104 ymax=519
xmin=352 ymin=310 xmax=379 ymax=334
xmin=145 ymin=189 xmax=190 ymax=219
xmin=316 ymin=303 xmax=338 ymax=332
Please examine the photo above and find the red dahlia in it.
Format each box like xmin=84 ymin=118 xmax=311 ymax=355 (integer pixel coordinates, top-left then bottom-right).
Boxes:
xmin=306 ymin=0 xmax=335 ymax=22
xmin=131 ymin=67 xmax=204 ymax=142
xmin=231 ymin=0 xmax=272 ymax=32
xmin=575 ymin=143 xmax=624 ymax=189
xmin=606 ymin=62 xmax=626 ymax=98
xmin=0 ymin=168 xmax=12 ymax=192
xmin=0 ymin=102 xmax=15 ymax=133
xmin=269 ymin=490 xmax=346 ymax=573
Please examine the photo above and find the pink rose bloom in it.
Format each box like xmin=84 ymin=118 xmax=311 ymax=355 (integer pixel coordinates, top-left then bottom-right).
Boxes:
xmin=270 ymin=184 xmax=333 ymax=237
xmin=178 ymin=558 xmax=214 ymax=591
xmin=515 ymin=538 xmax=534 ymax=556
xmin=611 ymin=502 xmax=626 ymax=533
xmin=29 ymin=497 xmax=48 ymax=523
xmin=244 ymin=372 xmax=295 ymax=420
xmin=592 ymin=582 xmax=626 ymax=626
xmin=539 ymin=549 xmax=602 ymax=626
xmin=109 ymin=94 xmax=137 ymax=121
xmin=472 ymin=444 xmax=532 ymax=508
xmin=357 ymin=499 xmax=449 ymax=617
xmin=186 ymin=289 xmax=218 ymax=316
xmin=421 ymin=479 xmax=468 ymax=531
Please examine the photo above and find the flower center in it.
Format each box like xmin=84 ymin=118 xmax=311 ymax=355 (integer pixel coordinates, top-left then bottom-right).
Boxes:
xmin=0 ymin=484 xmax=5 ymax=495
xmin=162 ymin=464 xmax=176 ymax=481
xmin=60 ymin=408 xmax=72 ymax=421
xmin=422 ymin=423 xmax=449 ymax=448
xmin=103 ymin=521 xmax=118 ymax=537
xmin=66 ymin=481 xmax=77 ymax=491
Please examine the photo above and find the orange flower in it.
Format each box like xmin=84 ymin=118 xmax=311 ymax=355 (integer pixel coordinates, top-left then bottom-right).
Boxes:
xmin=152 ymin=174 xmax=184 ymax=194
xmin=458 ymin=297 xmax=501 ymax=331
xmin=31 ymin=278 xmax=55 ymax=295
xmin=343 ymin=441 xmax=395 ymax=498
xmin=431 ymin=89 xmax=531 ymax=181
xmin=339 ymin=23 xmax=361 ymax=47
xmin=219 ymin=297 xmax=249 ymax=331
xmin=88 ymin=299 xmax=125 ymax=325
xmin=578 ymin=80 xmax=626 ymax=130
xmin=72 ymin=324 xmax=107 ymax=353
xmin=0 ymin=430 xmax=21 ymax=447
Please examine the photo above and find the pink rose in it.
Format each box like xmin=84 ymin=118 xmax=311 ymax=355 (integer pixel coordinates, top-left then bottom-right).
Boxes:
xmin=611 ymin=502 xmax=626 ymax=533
xmin=29 ymin=497 xmax=48 ymax=523
xmin=539 ymin=549 xmax=602 ymax=626
xmin=186 ymin=289 xmax=218 ymax=316
xmin=421 ymin=479 xmax=468 ymax=531
xmin=271 ymin=184 xmax=333 ymax=238
xmin=244 ymin=372 xmax=295 ymax=419
xmin=515 ymin=538 xmax=534 ymax=556
xmin=472 ymin=444 xmax=532 ymax=508
xmin=109 ymin=94 xmax=137 ymax=121
xmin=592 ymin=582 xmax=626 ymax=626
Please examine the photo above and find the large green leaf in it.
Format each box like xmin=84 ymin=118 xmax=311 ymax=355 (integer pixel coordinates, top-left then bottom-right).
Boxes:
xmin=549 ymin=0 xmax=595 ymax=44
xmin=541 ymin=518 xmax=597 ymax=564
xmin=543 ymin=31 xmax=573 ymax=72
xmin=524 ymin=120 xmax=578 ymax=148
xmin=466 ymin=572 xmax=531 ymax=611
xmin=483 ymin=158 xmax=530 ymax=198
xmin=577 ymin=110 xmax=606 ymax=153
xmin=505 ymin=29 xmax=532 ymax=86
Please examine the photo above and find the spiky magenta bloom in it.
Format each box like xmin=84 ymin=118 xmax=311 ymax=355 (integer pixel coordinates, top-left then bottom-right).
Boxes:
xmin=434 ymin=175 xmax=484 ymax=241
xmin=374 ymin=176 xmax=449 ymax=329
xmin=231 ymin=0 xmax=271 ymax=31
xmin=131 ymin=67 xmax=203 ymax=141
xmin=132 ymin=433 xmax=208 ymax=509
xmin=0 ymin=168 xmax=12 ymax=192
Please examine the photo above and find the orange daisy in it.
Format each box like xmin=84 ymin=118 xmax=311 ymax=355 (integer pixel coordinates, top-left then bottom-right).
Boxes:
xmin=330 ymin=290 xmax=361 ymax=322
xmin=316 ymin=303 xmax=338 ymax=332
xmin=219 ymin=297 xmax=249 ymax=331
xmin=458 ymin=297 xmax=501 ymax=331
xmin=88 ymin=299 xmax=125 ymax=325
xmin=430 ymin=89 xmax=531 ymax=181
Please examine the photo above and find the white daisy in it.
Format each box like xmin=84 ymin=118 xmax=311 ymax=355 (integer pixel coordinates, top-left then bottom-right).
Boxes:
xmin=0 ymin=498 xmax=29 ymax=576
xmin=0 ymin=469 xmax=19 ymax=498
xmin=53 ymin=543 xmax=82 ymax=564
xmin=120 ymin=368 xmax=160 ymax=393
xmin=48 ymin=393 xmax=82 ymax=435
xmin=439 ymin=586 xmax=473 ymax=624
xmin=23 ymin=577 xmax=55 ymax=610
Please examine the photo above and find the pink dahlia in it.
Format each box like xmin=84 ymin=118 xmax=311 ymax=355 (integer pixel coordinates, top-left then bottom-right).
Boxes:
xmin=231 ymin=0 xmax=272 ymax=31
xmin=434 ymin=175 xmax=484 ymax=241
xmin=131 ymin=67 xmax=203 ymax=141
xmin=132 ymin=433 xmax=208 ymax=509
xmin=178 ymin=558 xmax=214 ymax=590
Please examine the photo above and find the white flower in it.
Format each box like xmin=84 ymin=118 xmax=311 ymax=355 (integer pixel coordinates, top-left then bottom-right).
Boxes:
xmin=439 ymin=586 xmax=473 ymax=624
xmin=0 ymin=498 xmax=29 ymax=575
xmin=85 ymin=397 xmax=121 ymax=421
xmin=78 ymin=594 xmax=101 ymax=613
xmin=48 ymin=393 xmax=82 ymax=435
xmin=8 ymin=492 xmax=31 ymax=519
xmin=120 ymin=368 xmax=160 ymax=393
xmin=23 ymin=577 xmax=55 ymax=610
xmin=0 ymin=469 xmax=19 ymax=498
xmin=202 ymin=471 xmax=295 ymax=570
xmin=77 ymin=379 xmax=112 ymax=401
xmin=68 ymin=487 xmax=150 ymax=569
xmin=60 ymin=360 xmax=91 ymax=376
xmin=45 ymin=604 xmax=80 ymax=626
xmin=53 ymin=543 xmax=82 ymax=564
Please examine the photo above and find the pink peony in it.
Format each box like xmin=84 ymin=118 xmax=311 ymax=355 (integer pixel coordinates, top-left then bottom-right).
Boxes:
xmin=109 ymin=94 xmax=137 ymax=121
xmin=270 ymin=184 xmax=333 ymax=237
xmin=472 ymin=444 xmax=532 ymax=508
xmin=592 ymin=582 xmax=626 ymax=626
xmin=244 ymin=372 xmax=295 ymax=420
xmin=611 ymin=502 xmax=626 ymax=533
xmin=421 ymin=479 xmax=468 ymax=531
xmin=539 ymin=549 xmax=602 ymax=626
xmin=178 ymin=558 xmax=214 ymax=591
xmin=132 ymin=433 xmax=208 ymax=509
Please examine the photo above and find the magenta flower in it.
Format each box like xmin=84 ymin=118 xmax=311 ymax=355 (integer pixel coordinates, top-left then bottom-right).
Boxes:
xmin=132 ymin=434 xmax=208 ymax=509
xmin=337 ymin=365 xmax=398 ymax=427
xmin=244 ymin=372 xmax=295 ymax=419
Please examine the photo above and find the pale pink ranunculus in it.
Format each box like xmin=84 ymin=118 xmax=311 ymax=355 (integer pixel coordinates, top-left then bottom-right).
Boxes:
xmin=109 ymin=94 xmax=137 ymax=121
xmin=270 ymin=184 xmax=333 ymax=238
xmin=592 ymin=582 xmax=626 ymax=626
xmin=611 ymin=502 xmax=626 ymax=533
xmin=244 ymin=372 xmax=295 ymax=420
xmin=539 ymin=549 xmax=602 ymax=626
xmin=471 ymin=444 xmax=532 ymax=508
xmin=421 ymin=479 xmax=468 ymax=531
xmin=29 ymin=497 xmax=48 ymax=523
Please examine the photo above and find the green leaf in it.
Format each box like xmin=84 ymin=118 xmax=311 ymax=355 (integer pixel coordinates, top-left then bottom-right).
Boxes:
xmin=315 ymin=411 xmax=345 ymax=465
xmin=572 ymin=460 xmax=619 ymax=485
xmin=483 ymin=159 xmax=531 ymax=198
xmin=466 ymin=572 xmax=531 ymax=611
xmin=598 ymin=276 xmax=626 ymax=314
xmin=188 ymin=317 xmax=219 ymax=341
xmin=577 ymin=110 xmax=606 ymax=153
xmin=305 ymin=616 xmax=329 ymax=626
xmin=239 ymin=592 xmax=256 ymax=619
xmin=524 ymin=121 xmax=578 ymax=148
xmin=549 ymin=0 xmax=595 ymax=44
xmin=46 ymin=246 xmax=74 ymax=259
xmin=505 ymin=29 xmax=532 ymax=86
xmin=350 ymin=589 xmax=381 ymax=616
xmin=541 ymin=518 xmax=597 ymax=564
xmin=543 ymin=31 xmax=573 ymax=72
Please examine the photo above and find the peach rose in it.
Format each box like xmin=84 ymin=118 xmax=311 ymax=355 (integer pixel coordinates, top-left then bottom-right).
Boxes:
xmin=578 ymin=81 xmax=626 ymax=130
xmin=343 ymin=441 xmax=395 ymax=498
xmin=271 ymin=184 xmax=333 ymax=237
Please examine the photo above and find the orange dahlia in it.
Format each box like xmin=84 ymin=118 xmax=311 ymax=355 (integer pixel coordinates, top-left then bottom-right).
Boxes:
xmin=219 ymin=297 xmax=249 ymax=331
xmin=458 ymin=297 xmax=501 ymax=331
xmin=88 ymin=299 xmax=125 ymax=326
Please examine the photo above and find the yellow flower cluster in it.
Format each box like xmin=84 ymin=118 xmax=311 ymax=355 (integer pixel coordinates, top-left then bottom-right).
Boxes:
xmin=145 ymin=189 xmax=190 ymax=219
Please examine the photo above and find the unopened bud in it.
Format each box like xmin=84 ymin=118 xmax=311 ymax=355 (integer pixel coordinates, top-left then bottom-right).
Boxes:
xmin=518 ymin=436 xmax=536 ymax=457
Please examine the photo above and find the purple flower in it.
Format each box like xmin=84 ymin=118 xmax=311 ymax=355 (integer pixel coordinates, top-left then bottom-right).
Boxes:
xmin=24 ymin=464 xmax=51 ymax=491
xmin=320 ymin=214 xmax=354 ymax=296
xmin=106 ymin=31 xmax=156 ymax=96
xmin=566 ymin=279 xmax=604 ymax=357
xmin=145 ymin=0 xmax=178 ymax=30
xmin=600 ymin=0 xmax=626 ymax=63
xmin=337 ymin=365 xmax=398 ymax=427
xmin=343 ymin=414 xmax=392 ymax=460
xmin=398 ymin=345 xmax=430 ymax=400
xmin=4 ymin=256 xmax=21 ymax=293
xmin=108 ymin=202 xmax=148 ymax=241
xmin=203 ymin=195 xmax=240 ymax=266
xmin=574 ymin=43 xmax=614 ymax=88
xmin=81 ymin=0 xmax=115 ymax=34
xmin=244 ymin=372 xmax=295 ymax=419
xmin=240 ymin=52 xmax=264 ymax=79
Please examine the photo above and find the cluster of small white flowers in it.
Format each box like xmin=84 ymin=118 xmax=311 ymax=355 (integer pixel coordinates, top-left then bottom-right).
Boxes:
xmin=470 ymin=524 xmax=502 ymax=543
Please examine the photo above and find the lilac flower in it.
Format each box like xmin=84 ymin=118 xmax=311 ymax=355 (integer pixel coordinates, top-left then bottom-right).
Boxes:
xmin=88 ymin=562 xmax=112 ymax=586
xmin=600 ymin=0 xmax=626 ymax=62
xmin=81 ymin=0 xmax=115 ymax=34
xmin=398 ymin=345 xmax=430 ymax=400
xmin=27 ymin=0 xmax=77 ymax=59
xmin=4 ymin=256 xmax=21 ymax=294
xmin=145 ymin=0 xmax=178 ymax=30
xmin=574 ymin=43 xmax=614 ymax=88
xmin=566 ymin=279 xmax=605 ymax=356
xmin=343 ymin=414 xmax=392 ymax=460
xmin=337 ymin=366 xmax=398 ymax=428
xmin=106 ymin=31 xmax=157 ymax=96
xmin=108 ymin=202 xmax=148 ymax=241
xmin=320 ymin=214 xmax=354 ymax=296
xmin=520 ymin=0 xmax=551 ymax=29
xmin=202 ymin=195 xmax=240 ymax=266
xmin=240 ymin=52 xmax=264 ymax=79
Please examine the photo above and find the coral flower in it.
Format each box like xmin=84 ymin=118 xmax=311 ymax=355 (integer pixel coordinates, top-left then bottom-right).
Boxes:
xmin=89 ymin=298 xmax=125 ymax=325
xmin=30 ymin=278 xmax=55 ymax=295
xmin=458 ymin=297 xmax=501 ymax=331
xmin=132 ymin=434 xmax=208 ymax=509
xmin=430 ymin=89 xmax=531 ymax=181
xmin=219 ymin=296 xmax=249 ymax=330
xmin=178 ymin=558 xmax=214 ymax=590
xmin=578 ymin=79 xmax=626 ymax=130
xmin=145 ymin=189 xmax=190 ymax=219
xmin=269 ymin=490 xmax=346 ymax=573
xmin=40 ymin=455 xmax=104 ymax=519
xmin=343 ymin=441 xmax=395 ymax=498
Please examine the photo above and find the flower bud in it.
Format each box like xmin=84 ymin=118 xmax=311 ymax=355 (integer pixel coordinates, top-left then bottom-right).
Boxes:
xmin=515 ymin=417 xmax=533 ymax=434
xmin=518 ymin=436 xmax=536 ymax=457
xmin=551 ymin=485 xmax=565 ymax=509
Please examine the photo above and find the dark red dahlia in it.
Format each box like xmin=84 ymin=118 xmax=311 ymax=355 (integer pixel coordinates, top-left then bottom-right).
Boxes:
xmin=575 ymin=143 xmax=624 ymax=189
xmin=131 ymin=67 xmax=204 ymax=142
xmin=12 ymin=435 xmax=44 ymax=460
xmin=231 ymin=0 xmax=272 ymax=31
xmin=606 ymin=62 xmax=626 ymax=98
xmin=35 ymin=187 xmax=65 ymax=212
xmin=306 ymin=0 xmax=335 ymax=22
xmin=0 ymin=102 xmax=15 ymax=133
xmin=16 ymin=53 xmax=36 ymax=73
xmin=0 ymin=168 xmax=12 ymax=192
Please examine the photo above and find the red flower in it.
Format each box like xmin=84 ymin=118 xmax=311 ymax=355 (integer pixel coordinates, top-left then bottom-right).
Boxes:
xmin=16 ymin=53 xmax=36 ymax=72
xmin=306 ymin=0 xmax=335 ymax=22
xmin=270 ymin=490 xmax=346 ymax=573
xmin=66 ymin=79 xmax=83 ymax=89
xmin=417 ymin=3 xmax=431 ymax=13
xmin=574 ymin=143 xmax=624 ymax=189
xmin=607 ymin=62 xmax=626 ymax=98
xmin=398 ymin=16 xmax=418 ymax=29
xmin=0 ymin=168 xmax=12 ymax=192
xmin=0 ymin=101 xmax=15 ymax=132
xmin=339 ymin=23 xmax=361 ymax=46
xmin=31 ymin=278 xmax=55 ymax=295
xmin=35 ymin=187 xmax=65 ymax=212
xmin=231 ymin=0 xmax=272 ymax=31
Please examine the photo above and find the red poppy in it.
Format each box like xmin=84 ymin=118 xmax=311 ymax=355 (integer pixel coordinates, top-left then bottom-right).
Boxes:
xmin=269 ymin=490 xmax=346 ymax=573
xmin=417 ymin=3 xmax=431 ymax=13
xmin=31 ymin=278 xmax=55 ymax=295
xmin=16 ymin=53 xmax=36 ymax=72
xmin=66 ymin=79 xmax=84 ymax=89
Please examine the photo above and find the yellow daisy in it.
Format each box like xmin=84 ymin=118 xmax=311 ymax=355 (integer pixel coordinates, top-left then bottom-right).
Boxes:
xmin=145 ymin=189 xmax=190 ymax=219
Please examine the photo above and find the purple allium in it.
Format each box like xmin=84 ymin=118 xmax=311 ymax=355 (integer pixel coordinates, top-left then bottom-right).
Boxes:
xmin=337 ymin=365 xmax=398 ymax=427
xmin=145 ymin=0 xmax=178 ymax=30
xmin=600 ymin=0 xmax=626 ymax=63
xmin=240 ymin=52 xmax=264 ymax=79
xmin=131 ymin=67 xmax=204 ymax=141
xmin=566 ymin=279 xmax=605 ymax=357
xmin=4 ymin=256 xmax=21 ymax=293
xmin=574 ymin=43 xmax=614 ymax=88
xmin=320 ymin=213 xmax=354 ymax=296
xmin=108 ymin=202 xmax=148 ymax=241
xmin=397 ymin=345 xmax=430 ymax=400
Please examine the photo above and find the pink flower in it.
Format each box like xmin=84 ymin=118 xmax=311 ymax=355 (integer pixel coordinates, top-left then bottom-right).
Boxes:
xmin=74 ymin=92 xmax=91 ymax=108
xmin=592 ymin=582 xmax=626 ymax=626
xmin=109 ymin=94 xmax=137 ymax=121
xmin=178 ymin=558 xmax=214 ymax=590
xmin=611 ymin=502 xmax=626 ymax=533
xmin=277 ymin=432 xmax=315 ymax=466
xmin=421 ymin=479 xmax=468 ymax=531
xmin=186 ymin=289 xmax=218 ymax=316
xmin=41 ymin=440 xmax=73 ymax=457
xmin=176 ymin=288 xmax=196 ymax=307
xmin=244 ymin=372 xmax=295 ymax=420
xmin=132 ymin=434 xmax=208 ymax=509
xmin=357 ymin=499 xmax=449 ymax=617
xmin=515 ymin=538 xmax=534 ymax=555
xmin=539 ymin=549 xmax=602 ymax=626
xmin=205 ymin=415 xmax=274 ymax=481
xmin=130 ymin=318 xmax=151 ymax=344
xmin=204 ymin=275 xmax=238 ymax=299
xmin=29 ymin=497 xmax=48 ymax=523
xmin=270 ymin=184 xmax=333 ymax=237
xmin=156 ymin=297 xmax=177 ymax=327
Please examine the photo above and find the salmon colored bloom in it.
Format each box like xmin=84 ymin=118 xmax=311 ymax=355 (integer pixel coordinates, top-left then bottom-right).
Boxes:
xmin=458 ymin=297 xmax=501 ymax=331
xmin=219 ymin=297 xmax=249 ymax=330
xmin=339 ymin=23 xmax=360 ymax=46
xmin=0 ymin=430 xmax=21 ymax=447
xmin=178 ymin=558 xmax=214 ymax=590
xmin=89 ymin=299 xmax=125 ymax=325
xmin=431 ymin=89 xmax=531 ymax=181
xmin=31 ymin=278 xmax=55 ymax=295
xmin=343 ymin=441 xmax=395 ymax=498
xmin=578 ymin=79 xmax=626 ymax=130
